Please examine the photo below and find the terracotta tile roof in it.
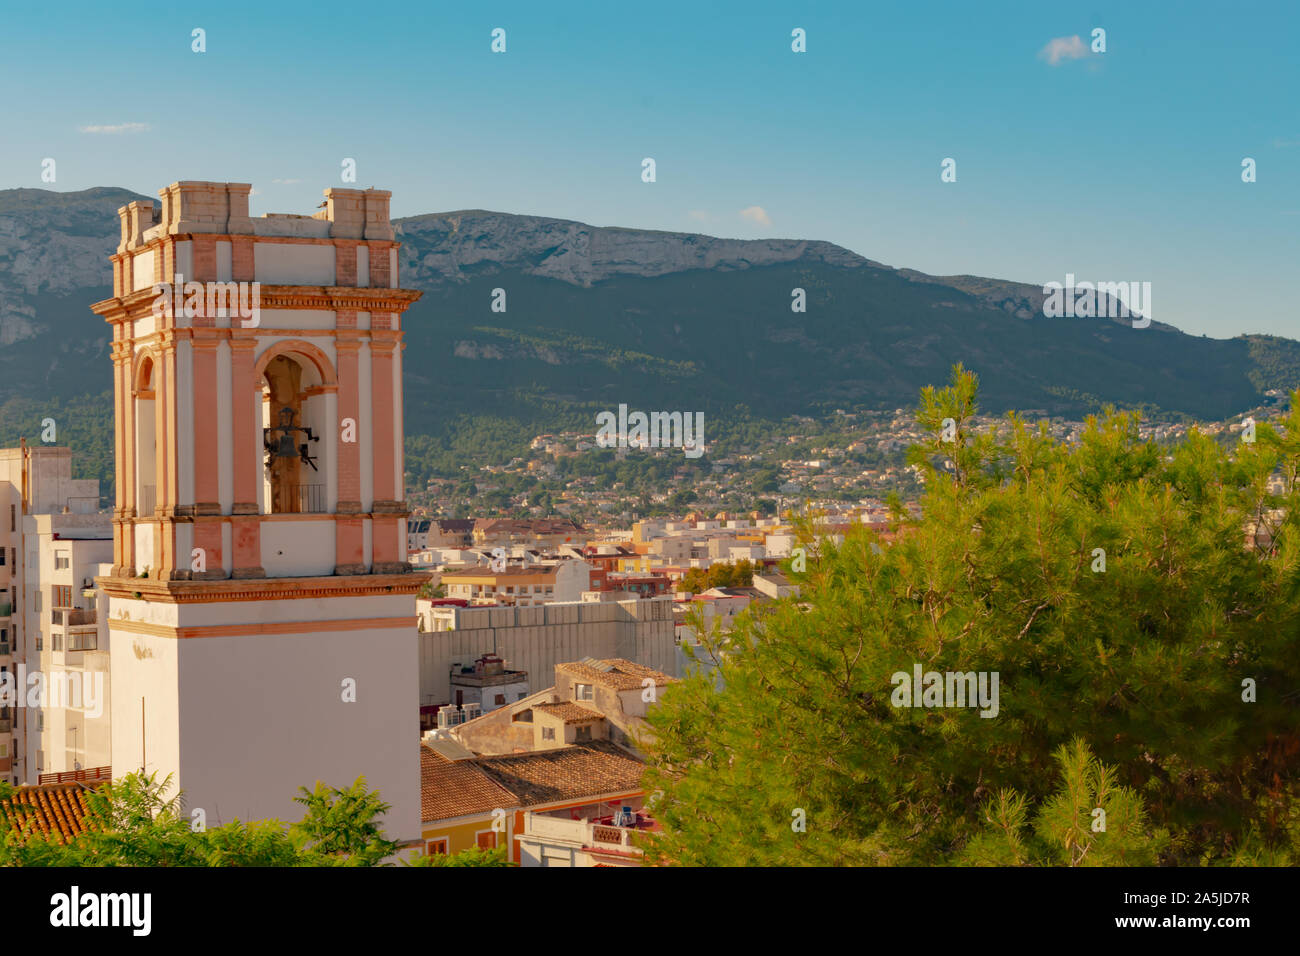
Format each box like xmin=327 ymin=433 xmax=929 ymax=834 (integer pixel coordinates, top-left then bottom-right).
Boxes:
xmin=476 ymin=741 xmax=646 ymax=806
xmin=2 ymin=781 xmax=103 ymax=844
xmin=533 ymin=701 xmax=604 ymax=724
xmin=559 ymin=658 xmax=675 ymax=692
xmin=420 ymin=746 xmax=518 ymax=823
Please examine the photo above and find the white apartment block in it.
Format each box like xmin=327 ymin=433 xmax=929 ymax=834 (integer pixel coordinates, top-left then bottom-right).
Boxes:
xmin=440 ymin=560 xmax=591 ymax=607
xmin=0 ymin=446 xmax=110 ymax=786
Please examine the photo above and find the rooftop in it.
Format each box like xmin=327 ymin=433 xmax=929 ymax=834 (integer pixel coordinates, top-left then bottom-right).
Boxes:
xmin=1 ymin=781 xmax=104 ymax=844
xmin=475 ymin=741 xmax=645 ymax=805
xmin=560 ymin=658 xmax=675 ymax=692
xmin=533 ymin=701 xmax=604 ymax=724
xmin=419 ymin=746 xmax=517 ymax=822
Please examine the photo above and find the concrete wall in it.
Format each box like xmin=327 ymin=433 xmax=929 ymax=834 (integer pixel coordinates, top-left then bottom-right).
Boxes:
xmin=415 ymin=598 xmax=675 ymax=708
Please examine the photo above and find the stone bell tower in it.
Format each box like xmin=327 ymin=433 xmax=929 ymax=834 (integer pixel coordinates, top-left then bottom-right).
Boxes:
xmin=91 ymin=182 xmax=422 ymax=839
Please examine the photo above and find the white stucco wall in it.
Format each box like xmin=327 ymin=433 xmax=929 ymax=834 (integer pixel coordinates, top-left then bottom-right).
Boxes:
xmin=109 ymin=591 xmax=420 ymax=841
xmin=261 ymin=520 xmax=335 ymax=577
xmin=253 ymin=243 xmax=334 ymax=286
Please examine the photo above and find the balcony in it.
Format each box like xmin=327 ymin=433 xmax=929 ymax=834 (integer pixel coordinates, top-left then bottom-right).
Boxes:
xmin=37 ymin=766 xmax=111 ymax=785
xmin=522 ymin=810 xmax=650 ymax=858
xmin=67 ymin=629 xmax=98 ymax=652
xmin=51 ymin=608 xmax=96 ymax=627
xmin=591 ymin=825 xmax=633 ymax=847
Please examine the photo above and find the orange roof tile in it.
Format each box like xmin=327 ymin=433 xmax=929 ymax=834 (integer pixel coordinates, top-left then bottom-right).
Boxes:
xmin=420 ymin=746 xmax=517 ymax=823
xmin=533 ymin=702 xmax=604 ymax=724
xmin=559 ymin=658 xmax=675 ymax=692
xmin=476 ymin=741 xmax=645 ymax=806
xmin=2 ymin=781 xmax=103 ymax=844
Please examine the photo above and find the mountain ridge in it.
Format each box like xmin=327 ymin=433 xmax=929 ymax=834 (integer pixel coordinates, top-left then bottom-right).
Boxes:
xmin=2 ymin=187 xmax=1299 ymax=455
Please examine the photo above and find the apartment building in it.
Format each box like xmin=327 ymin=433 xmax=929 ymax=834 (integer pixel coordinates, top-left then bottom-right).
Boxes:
xmin=22 ymin=518 xmax=112 ymax=781
xmin=439 ymin=560 xmax=590 ymax=607
xmin=0 ymin=446 xmax=108 ymax=786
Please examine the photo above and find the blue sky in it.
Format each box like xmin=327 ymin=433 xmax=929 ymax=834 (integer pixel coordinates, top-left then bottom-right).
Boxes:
xmin=3 ymin=0 xmax=1297 ymax=338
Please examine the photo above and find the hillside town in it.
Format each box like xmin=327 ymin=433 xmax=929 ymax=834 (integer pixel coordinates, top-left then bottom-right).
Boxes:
xmin=409 ymin=392 xmax=1291 ymax=526
xmin=0 ymin=181 xmax=1292 ymax=871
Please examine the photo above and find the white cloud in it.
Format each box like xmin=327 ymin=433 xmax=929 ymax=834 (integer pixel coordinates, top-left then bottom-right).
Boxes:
xmin=1038 ymin=35 xmax=1089 ymax=66
xmin=688 ymin=210 xmax=709 ymax=222
xmin=739 ymin=205 xmax=772 ymax=227
xmin=272 ymin=178 xmax=302 ymax=184
xmin=78 ymin=122 xmax=151 ymax=134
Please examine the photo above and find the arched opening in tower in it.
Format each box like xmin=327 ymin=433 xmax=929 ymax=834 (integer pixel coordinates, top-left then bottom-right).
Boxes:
xmin=261 ymin=354 xmax=325 ymax=514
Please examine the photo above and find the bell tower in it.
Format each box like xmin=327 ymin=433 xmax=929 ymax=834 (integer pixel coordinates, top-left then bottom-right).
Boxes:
xmin=92 ymin=182 xmax=422 ymax=839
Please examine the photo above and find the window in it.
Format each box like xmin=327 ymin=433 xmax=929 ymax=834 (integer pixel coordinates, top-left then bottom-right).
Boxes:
xmin=35 ymin=636 xmax=43 ymax=652
xmin=425 ymin=839 xmax=448 ymax=856
xmin=52 ymin=585 xmax=72 ymax=608
xmin=33 ymin=590 xmax=41 ymax=613
xmin=575 ymin=683 xmax=593 ymax=701
xmin=54 ymin=552 xmax=69 ymax=571
xmin=575 ymin=725 xmax=592 ymax=742
xmin=9 ymin=505 xmax=14 ymax=533
xmin=542 ymin=727 xmax=556 ymax=740
xmin=494 ymin=693 xmax=506 ymax=705
xmin=0 ymin=548 xmax=5 ymax=566
xmin=52 ymin=634 xmax=62 ymax=652
xmin=476 ymin=831 xmax=498 ymax=850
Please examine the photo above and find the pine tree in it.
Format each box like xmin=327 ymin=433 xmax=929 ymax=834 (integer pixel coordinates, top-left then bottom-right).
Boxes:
xmin=642 ymin=365 xmax=1300 ymax=866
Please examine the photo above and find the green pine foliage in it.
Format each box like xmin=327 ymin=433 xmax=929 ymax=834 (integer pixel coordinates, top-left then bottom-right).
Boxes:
xmin=961 ymin=738 xmax=1169 ymax=866
xmin=642 ymin=364 xmax=1300 ymax=866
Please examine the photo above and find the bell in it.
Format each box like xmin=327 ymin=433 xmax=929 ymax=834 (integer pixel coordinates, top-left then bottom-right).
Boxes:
xmin=270 ymin=406 xmax=300 ymax=458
